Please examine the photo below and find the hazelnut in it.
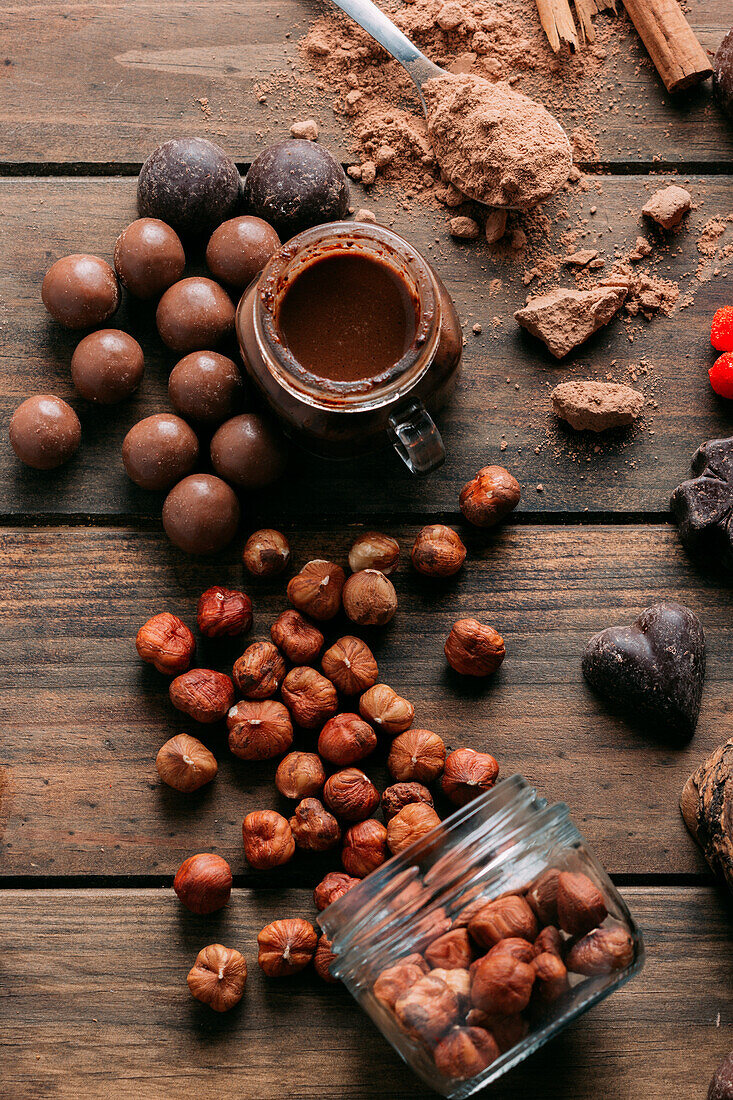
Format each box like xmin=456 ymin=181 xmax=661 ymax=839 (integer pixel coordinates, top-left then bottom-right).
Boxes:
xmin=342 ymin=569 xmax=397 ymax=626
xmin=173 ymin=853 xmax=232 ymax=914
xmin=395 ymin=973 xmax=460 ymax=1044
xmin=387 ymin=802 xmax=441 ymax=855
xmin=169 ymin=669 xmax=234 ymax=723
xmin=232 ymin=641 xmax=286 ymax=699
xmin=441 ymin=748 xmax=499 ymax=806
xmin=374 ymin=962 xmax=425 ymax=1010
xmin=242 ymin=528 xmax=291 ymax=577
xmin=314 ymin=934 xmax=339 ymax=983
xmin=525 ymin=867 xmax=561 ymax=926
xmin=342 ymin=818 xmax=388 ymax=877
xmin=470 ymin=952 xmax=535 ymax=1016
xmin=271 ymin=609 xmax=323 ymax=664
xmin=349 ymin=531 xmax=400 ymax=574
xmin=156 ymin=733 xmax=218 ymax=792
xmin=424 ymin=928 xmax=473 ymax=971
xmin=287 ymin=559 xmax=345 ymax=620
xmin=323 ymin=768 xmax=380 ymax=821
xmin=313 ymin=871 xmax=360 ymax=911
xmin=556 ymin=871 xmax=608 ymax=937
xmin=227 ymin=699 xmax=293 ymax=760
xmin=459 ymin=465 xmax=521 ymax=528
xmin=242 ymin=809 xmax=295 ymax=869
xmin=445 ymin=619 xmax=505 ymax=677
xmin=275 ymin=751 xmax=325 ymax=799
xmin=359 ymin=683 xmax=414 ymax=734
xmin=137 ymin=612 xmax=195 ymax=675
xmin=400 ymin=953 xmax=430 ymax=973
xmin=487 ymin=937 xmax=536 ymax=964
xmin=434 ymin=1026 xmax=500 ymax=1079
xmin=187 ymin=944 xmax=247 ymax=1012
xmin=388 ymin=729 xmax=446 ymax=783
xmin=289 ymin=797 xmax=341 ymax=851
xmin=196 ymin=585 xmax=252 ymax=638
xmin=532 ymin=951 xmax=569 ymax=1002
xmin=411 ymin=525 xmax=466 ymax=577
xmin=565 ymin=925 xmax=634 ymax=976
xmin=257 ymin=918 xmax=317 ymax=976
xmin=322 ymin=636 xmax=378 ymax=695
xmin=281 ymin=666 xmax=338 ymax=729
xmin=429 ymin=968 xmax=471 ymax=1011
xmin=534 ymin=925 xmax=564 ymax=958
xmin=381 ymin=782 xmax=434 ymax=821
xmin=483 ymin=1012 xmax=528 ymax=1053
xmin=318 ymin=713 xmax=378 ymax=766
xmin=468 ymin=895 xmax=538 ymax=949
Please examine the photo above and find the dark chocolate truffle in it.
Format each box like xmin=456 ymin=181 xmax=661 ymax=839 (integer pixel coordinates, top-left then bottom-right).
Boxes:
xmin=162 ymin=473 xmax=240 ymax=554
xmin=242 ymin=140 xmax=349 ymax=240
xmin=210 ymin=413 xmax=288 ymax=489
xmin=671 ymin=436 xmax=733 ymax=571
xmin=168 ymin=351 xmax=244 ymax=425
xmin=137 ymin=138 xmax=241 ymax=236
xmin=41 ymin=254 xmax=120 ymax=329
xmin=9 ymin=394 xmax=81 ymax=470
xmin=71 ymin=329 xmax=144 ymax=404
xmin=122 ymin=413 xmax=199 ymax=491
xmin=156 ymin=277 xmax=235 ymax=353
xmin=114 ymin=218 xmax=185 ymax=299
xmin=713 ymin=28 xmax=733 ymax=121
xmin=205 ymin=216 xmax=281 ymax=289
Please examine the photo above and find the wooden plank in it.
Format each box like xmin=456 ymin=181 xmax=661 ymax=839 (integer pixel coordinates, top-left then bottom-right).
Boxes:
xmin=1 ymin=524 xmax=731 ymax=878
xmin=0 ymin=885 xmax=731 ymax=1098
xmin=1 ymin=176 xmax=732 ymax=519
xmin=0 ymin=0 xmax=731 ymax=167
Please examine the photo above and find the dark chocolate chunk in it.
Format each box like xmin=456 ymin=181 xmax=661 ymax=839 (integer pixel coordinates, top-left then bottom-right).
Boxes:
xmin=137 ymin=138 xmax=241 ymax=236
xmin=713 ymin=27 xmax=733 ymax=121
xmin=670 ymin=436 xmax=733 ymax=570
xmin=242 ymin=140 xmax=349 ymax=240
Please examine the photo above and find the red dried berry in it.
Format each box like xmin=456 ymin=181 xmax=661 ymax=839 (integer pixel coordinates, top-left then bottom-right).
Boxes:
xmin=711 ymin=306 xmax=733 ymax=352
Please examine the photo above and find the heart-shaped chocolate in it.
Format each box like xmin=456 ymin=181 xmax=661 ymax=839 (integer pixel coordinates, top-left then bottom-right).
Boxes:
xmin=582 ymin=601 xmax=706 ymax=740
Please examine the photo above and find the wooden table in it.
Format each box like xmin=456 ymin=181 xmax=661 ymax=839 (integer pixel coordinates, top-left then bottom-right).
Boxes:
xmin=1 ymin=2 xmax=732 ymax=1097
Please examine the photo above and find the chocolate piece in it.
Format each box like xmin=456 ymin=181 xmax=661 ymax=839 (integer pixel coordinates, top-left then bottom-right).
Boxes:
xmin=671 ymin=436 xmax=733 ymax=571
xmin=137 ymin=138 xmax=240 ymax=236
xmin=113 ymin=218 xmax=185 ymax=299
xmin=210 ymin=413 xmax=288 ymax=490
xmin=71 ymin=329 xmax=144 ymax=404
xmin=514 ymin=284 xmax=627 ymax=359
xmin=582 ymin=602 xmax=706 ymax=741
xmin=168 ymin=351 xmax=244 ymax=425
xmin=713 ymin=27 xmax=733 ymax=121
xmin=205 ymin=216 xmax=281 ymax=289
xmin=242 ymin=139 xmax=349 ymax=239
xmin=162 ymin=473 xmax=240 ymax=554
xmin=156 ymin=277 xmax=235 ymax=353
xmin=9 ymin=394 xmax=81 ymax=470
xmin=681 ymin=738 xmax=733 ymax=895
xmin=641 ymin=185 xmax=692 ymax=230
xmin=551 ymin=381 xmax=644 ymax=432
xmin=709 ymin=1052 xmax=733 ymax=1100
xmin=41 ymin=254 xmax=119 ymax=329
xmin=122 ymin=413 xmax=199 ymax=491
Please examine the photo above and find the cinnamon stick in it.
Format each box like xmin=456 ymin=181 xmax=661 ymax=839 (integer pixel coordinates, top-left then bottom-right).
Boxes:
xmin=621 ymin=0 xmax=712 ymax=93
xmin=536 ymin=0 xmax=579 ymax=53
xmin=574 ymin=0 xmax=615 ymax=46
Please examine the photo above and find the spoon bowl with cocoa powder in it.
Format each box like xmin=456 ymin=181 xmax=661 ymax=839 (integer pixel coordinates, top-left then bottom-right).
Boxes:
xmin=327 ymin=0 xmax=573 ymax=211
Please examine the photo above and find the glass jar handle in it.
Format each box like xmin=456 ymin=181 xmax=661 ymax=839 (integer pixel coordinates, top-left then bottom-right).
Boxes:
xmin=387 ymin=400 xmax=445 ymax=476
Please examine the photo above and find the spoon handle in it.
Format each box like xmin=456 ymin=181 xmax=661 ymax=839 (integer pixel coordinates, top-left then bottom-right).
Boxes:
xmin=327 ymin=0 xmax=443 ymax=92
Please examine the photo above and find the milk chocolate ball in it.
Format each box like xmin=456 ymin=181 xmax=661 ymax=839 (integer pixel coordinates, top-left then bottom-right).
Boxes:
xmin=156 ymin=277 xmax=235 ymax=353
xmin=122 ymin=413 xmax=199 ymax=491
xmin=9 ymin=394 xmax=81 ymax=470
xmin=41 ymin=254 xmax=120 ymax=329
xmin=114 ymin=218 xmax=185 ymax=299
xmin=168 ymin=351 xmax=244 ymax=425
xmin=71 ymin=329 xmax=144 ymax=404
xmin=137 ymin=138 xmax=241 ymax=236
xmin=242 ymin=140 xmax=349 ymax=239
xmin=205 ymin=216 xmax=281 ymax=289
xmin=210 ymin=413 xmax=288 ymax=490
xmin=162 ymin=473 xmax=240 ymax=554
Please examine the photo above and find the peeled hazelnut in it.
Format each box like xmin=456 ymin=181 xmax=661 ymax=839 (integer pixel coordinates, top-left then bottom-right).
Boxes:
xmin=429 ymin=968 xmax=471 ymax=1012
xmin=156 ymin=733 xmax=218 ymax=792
xmin=275 ymin=750 xmax=325 ymax=799
xmin=227 ymin=699 xmax=293 ymax=760
xmin=257 ymin=918 xmax=317 ymax=976
xmin=395 ymin=973 xmax=460 ymax=1044
xmin=400 ymin=953 xmax=430 ymax=973
xmin=169 ymin=669 xmax=234 ymax=723
xmin=387 ymin=802 xmax=441 ymax=855
xmin=534 ymin=925 xmax=564 ymax=958
xmin=173 ymin=853 xmax=232 ymax=914
xmin=374 ymin=961 xmax=425 ymax=1010
xmin=313 ymin=870 xmax=360 ymax=911
xmin=271 ymin=609 xmax=323 ymax=664
xmin=485 ymin=1013 xmax=528 ymax=1053
xmin=232 ymin=641 xmax=286 ymax=699
xmin=187 ymin=944 xmax=247 ymax=1012
xmin=556 ymin=871 xmax=608 ymax=937
xmin=381 ymin=782 xmax=434 ymax=821
xmin=323 ymin=768 xmax=380 ymax=821
xmin=388 ymin=729 xmax=446 ymax=783
xmin=486 ymin=937 xmax=536 ymax=965
xmin=565 ymin=925 xmax=634 ymax=976
xmin=434 ymin=1026 xmax=500 ymax=1080
xmin=342 ymin=569 xmax=397 ymax=626
xmin=459 ymin=465 xmax=521 ymax=528
xmin=470 ymin=952 xmax=535 ymax=1016
xmin=322 ymin=636 xmax=378 ymax=695
xmin=242 ymin=809 xmax=295 ymax=869
xmin=287 ymin=559 xmax=345 ymax=620
xmin=281 ymin=666 xmax=338 ymax=729
xmin=289 ymin=797 xmax=341 ymax=851
xmin=349 ymin=531 xmax=400 ymax=574
xmin=342 ymin=818 xmax=388 ymax=877
xmin=314 ymin=934 xmax=339 ymax=983
xmin=136 ymin=612 xmax=194 ymax=675
xmin=424 ymin=928 xmax=473 ymax=971
xmin=441 ymin=748 xmax=499 ymax=806
xmin=411 ymin=525 xmax=466 ymax=578
xmin=318 ymin=713 xmax=378 ymax=766
xmin=532 ymin=951 xmax=569 ymax=1002
xmin=445 ymin=619 xmax=505 ymax=677
xmin=525 ymin=867 xmax=561 ymax=926
xmin=242 ymin=528 xmax=290 ymax=577
xmin=196 ymin=585 xmax=252 ymax=638
xmin=359 ymin=683 xmax=414 ymax=734
xmin=468 ymin=895 xmax=538 ymax=949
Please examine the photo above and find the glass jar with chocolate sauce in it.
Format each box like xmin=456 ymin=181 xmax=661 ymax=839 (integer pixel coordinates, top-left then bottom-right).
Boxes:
xmin=235 ymin=222 xmax=462 ymax=475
